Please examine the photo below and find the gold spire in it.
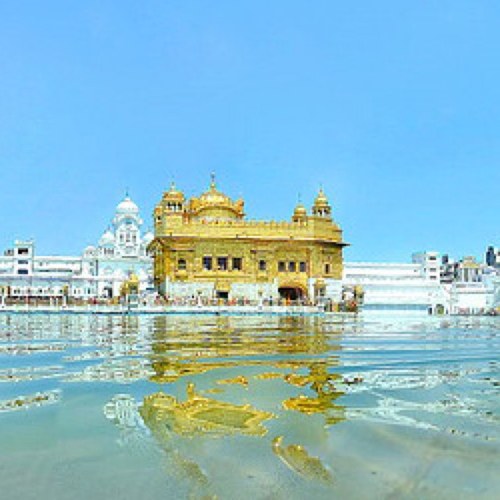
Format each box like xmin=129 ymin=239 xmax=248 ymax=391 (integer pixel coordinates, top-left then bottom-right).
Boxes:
xmin=312 ymin=186 xmax=332 ymax=217
xmin=314 ymin=187 xmax=329 ymax=207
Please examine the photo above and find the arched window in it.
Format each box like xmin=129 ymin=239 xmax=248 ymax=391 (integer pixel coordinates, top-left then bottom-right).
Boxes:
xmin=178 ymin=259 xmax=187 ymax=270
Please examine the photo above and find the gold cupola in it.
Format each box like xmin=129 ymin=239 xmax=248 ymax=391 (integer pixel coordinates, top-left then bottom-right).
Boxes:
xmin=189 ymin=174 xmax=245 ymax=220
xmin=312 ymin=187 xmax=332 ymax=217
xmin=292 ymin=195 xmax=308 ymax=223
xmin=161 ymin=182 xmax=185 ymax=212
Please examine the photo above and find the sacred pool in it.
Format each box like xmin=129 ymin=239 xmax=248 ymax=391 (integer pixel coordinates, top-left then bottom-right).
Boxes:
xmin=0 ymin=313 xmax=498 ymax=499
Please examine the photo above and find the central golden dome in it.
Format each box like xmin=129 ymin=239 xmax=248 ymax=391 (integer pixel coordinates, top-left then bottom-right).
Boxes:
xmin=199 ymin=178 xmax=231 ymax=205
xmin=189 ymin=174 xmax=244 ymax=220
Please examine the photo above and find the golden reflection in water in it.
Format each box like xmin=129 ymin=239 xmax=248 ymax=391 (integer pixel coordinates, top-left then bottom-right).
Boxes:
xmin=149 ymin=315 xmax=336 ymax=361
xmin=147 ymin=316 xmax=346 ymax=427
xmin=272 ymin=436 xmax=333 ymax=484
xmin=140 ymin=383 xmax=274 ymax=438
xmin=254 ymin=372 xmax=282 ymax=380
xmin=216 ymin=375 xmax=249 ymax=387
xmin=148 ymin=316 xmax=340 ymax=377
xmin=282 ymin=362 xmax=346 ymax=425
xmin=136 ymin=315 xmax=347 ymax=488
xmin=146 ymin=317 xmax=345 ymax=425
xmin=104 ymin=316 xmax=350 ymax=491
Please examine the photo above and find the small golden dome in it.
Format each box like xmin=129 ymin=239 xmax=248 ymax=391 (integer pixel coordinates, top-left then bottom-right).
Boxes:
xmin=293 ymin=203 xmax=307 ymax=217
xmin=164 ymin=182 xmax=185 ymax=202
xmin=314 ymin=188 xmax=329 ymax=207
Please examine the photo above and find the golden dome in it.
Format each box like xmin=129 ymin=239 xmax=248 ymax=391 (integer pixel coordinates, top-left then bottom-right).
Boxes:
xmin=163 ymin=182 xmax=185 ymax=202
xmin=293 ymin=203 xmax=307 ymax=217
xmin=199 ymin=178 xmax=231 ymax=206
xmin=189 ymin=174 xmax=245 ymax=220
xmin=314 ymin=188 xmax=329 ymax=207
xmin=312 ymin=188 xmax=332 ymax=218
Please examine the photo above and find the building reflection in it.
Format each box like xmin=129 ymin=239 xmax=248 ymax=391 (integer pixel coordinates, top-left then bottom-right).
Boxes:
xmin=146 ymin=315 xmax=346 ymax=427
xmin=141 ymin=382 xmax=274 ymax=437
xmin=102 ymin=314 xmax=349 ymax=490
xmin=282 ymin=362 xmax=346 ymax=426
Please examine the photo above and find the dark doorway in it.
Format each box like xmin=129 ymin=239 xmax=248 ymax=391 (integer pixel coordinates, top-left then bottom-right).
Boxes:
xmin=278 ymin=287 xmax=304 ymax=301
xmin=104 ymin=286 xmax=113 ymax=299
xmin=216 ymin=291 xmax=229 ymax=299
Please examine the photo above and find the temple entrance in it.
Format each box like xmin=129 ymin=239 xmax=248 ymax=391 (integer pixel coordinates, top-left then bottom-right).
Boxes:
xmin=278 ymin=286 xmax=306 ymax=302
xmin=216 ymin=291 xmax=229 ymax=300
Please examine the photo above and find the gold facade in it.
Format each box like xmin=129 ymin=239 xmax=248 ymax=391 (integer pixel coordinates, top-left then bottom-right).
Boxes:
xmin=149 ymin=175 xmax=346 ymax=300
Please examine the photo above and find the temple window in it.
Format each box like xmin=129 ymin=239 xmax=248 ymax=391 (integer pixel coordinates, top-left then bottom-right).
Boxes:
xmin=232 ymin=257 xmax=242 ymax=271
xmin=202 ymin=256 xmax=212 ymax=271
xmin=325 ymin=263 xmax=331 ymax=274
xmin=178 ymin=259 xmax=187 ymax=271
xmin=217 ymin=257 xmax=228 ymax=271
xmin=278 ymin=261 xmax=286 ymax=272
xmin=259 ymin=260 xmax=266 ymax=271
xmin=300 ymin=261 xmax=307 ymax=273
xmin=288 ymin=261 xmax=296 ymax=272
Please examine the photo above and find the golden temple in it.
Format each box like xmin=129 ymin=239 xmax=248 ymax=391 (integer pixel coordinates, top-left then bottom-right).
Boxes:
xmin=149 ymin=175 xmax=346 ymax=302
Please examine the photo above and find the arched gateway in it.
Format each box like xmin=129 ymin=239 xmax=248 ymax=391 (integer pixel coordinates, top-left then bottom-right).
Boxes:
xmin=278 ymin=285 xmax=307 ymax=302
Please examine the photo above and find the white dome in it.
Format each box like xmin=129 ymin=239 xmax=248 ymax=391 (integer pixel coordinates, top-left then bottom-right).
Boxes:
xmin=116 ymin=196 xmax=139 ymax=215
xmin=99 ymin=230 xmax=115 ymax=246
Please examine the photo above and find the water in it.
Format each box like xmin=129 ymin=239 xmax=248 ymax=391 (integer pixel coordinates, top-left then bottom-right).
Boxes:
xmin=0 ymin=313 xmax=498 ymax=499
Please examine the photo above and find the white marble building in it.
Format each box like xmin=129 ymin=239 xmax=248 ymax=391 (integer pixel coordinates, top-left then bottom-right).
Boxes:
xmin=81 ymin=195 xmax=153 ymax=298
xmin=0 ymin=195 xmax=153 ymax=301
xmin=343 ymin=261 xmax=444 ymax=313
xmin=344 ymin=251 xmax=499 ymax=314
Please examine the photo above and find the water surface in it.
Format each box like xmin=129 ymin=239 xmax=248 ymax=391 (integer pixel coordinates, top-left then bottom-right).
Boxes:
xmin=0 ymin=313 xmax=498 ymax=499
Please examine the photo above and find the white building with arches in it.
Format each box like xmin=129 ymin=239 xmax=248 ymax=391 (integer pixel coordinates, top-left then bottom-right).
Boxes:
xmin=0 ymin=195 xmax=153 ymax=302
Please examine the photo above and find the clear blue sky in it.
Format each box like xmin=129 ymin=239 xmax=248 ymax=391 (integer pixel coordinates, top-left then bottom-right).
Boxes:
xmin=0 ymin=1 xmax=498 ymax=261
